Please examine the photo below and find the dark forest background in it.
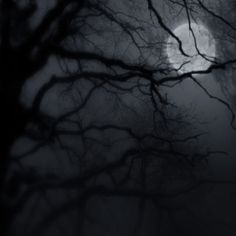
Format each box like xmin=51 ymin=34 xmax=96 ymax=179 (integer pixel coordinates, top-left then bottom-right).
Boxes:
xmin=1 ymin=0 xmax=236 ymax=235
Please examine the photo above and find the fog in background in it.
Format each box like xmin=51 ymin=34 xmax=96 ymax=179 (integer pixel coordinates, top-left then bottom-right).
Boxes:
xmin=5 ymin=0 xmax=236 ymax=236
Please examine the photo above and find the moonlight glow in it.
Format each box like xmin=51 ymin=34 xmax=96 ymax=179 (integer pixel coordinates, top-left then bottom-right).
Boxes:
xmin=166 ymin=23 xmax=216 ymax=74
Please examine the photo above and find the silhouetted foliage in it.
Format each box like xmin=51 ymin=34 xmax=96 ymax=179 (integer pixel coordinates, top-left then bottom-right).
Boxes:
xmin=1 ymin=0 xmax=236 ymax=235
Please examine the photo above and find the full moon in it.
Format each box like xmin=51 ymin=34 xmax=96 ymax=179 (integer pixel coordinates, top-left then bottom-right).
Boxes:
xmin=166 ymin=23 xmax=216 ymax=74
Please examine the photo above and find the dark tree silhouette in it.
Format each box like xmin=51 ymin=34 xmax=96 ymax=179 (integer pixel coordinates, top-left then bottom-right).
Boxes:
xmin=1 ymin=0 xmax=236 ymax=235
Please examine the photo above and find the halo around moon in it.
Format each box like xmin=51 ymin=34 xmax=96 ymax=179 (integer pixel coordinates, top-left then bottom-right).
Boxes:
xmin=166 ymin=23 xmax=216 ymax=74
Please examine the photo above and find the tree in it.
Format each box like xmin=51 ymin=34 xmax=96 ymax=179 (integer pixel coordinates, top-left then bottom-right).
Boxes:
xmin=1 ymin=0 xmax=236 ymax=235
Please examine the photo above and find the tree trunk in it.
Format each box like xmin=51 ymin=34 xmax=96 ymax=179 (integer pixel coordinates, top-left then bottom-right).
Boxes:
xmin=0 ymin=83 xmax=29 ymax=236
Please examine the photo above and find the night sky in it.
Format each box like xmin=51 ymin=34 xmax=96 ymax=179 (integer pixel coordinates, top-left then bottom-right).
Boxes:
xmin=3 ymin=0 xmax=236 ymax=236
